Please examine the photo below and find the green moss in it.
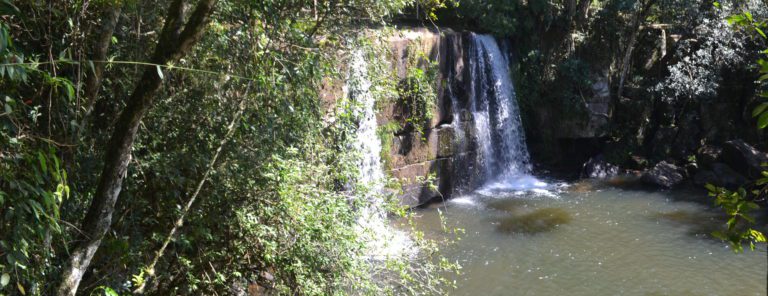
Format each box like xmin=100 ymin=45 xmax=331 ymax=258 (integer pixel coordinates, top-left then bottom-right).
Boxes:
xmin=377 ymin=121 xmax=401 ymax=171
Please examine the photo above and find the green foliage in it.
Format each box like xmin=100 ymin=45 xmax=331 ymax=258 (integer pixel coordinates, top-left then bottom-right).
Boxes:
xmin=444 ymin=0 xmax=532 ymax=35
xmin=0 ymin=0 xmax=460 ymax=294
xmin=413 ymin=0 xmax=458 ymax=20
xmin=707 ymin=184 xmax=766 ymax=252
xmin=710 ymin=3 xmax=767 ymax=253
xmin=378 ymin=121 xmax=401 ymax=170
xmin=398 ymin=54 xmax=438 ymax=137
xmin=0 ymin=4 xmax=75 ymax=292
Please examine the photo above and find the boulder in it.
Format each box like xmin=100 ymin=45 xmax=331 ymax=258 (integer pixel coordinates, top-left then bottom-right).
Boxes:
xmin=721 ymin=139 xmax=768 ymax=179
xmin=693 ymin=163 xmax=749 ymax=188
xmin=581 ymin=154 xmax=620 ymax=179
xmin=693 ymin=170 xmax=717 ymax=187
xmin=391 ymin=158 xmax=452 ymax=206
xmin=627 ymin=155 xmax=650 ymax=170
xmin=696 ymin=145 xmax=722 ymax=168
xmin=641 ymin=161 xmax=685 ymax=188
xmin=711 ymin=163 xmax=749 ymax=187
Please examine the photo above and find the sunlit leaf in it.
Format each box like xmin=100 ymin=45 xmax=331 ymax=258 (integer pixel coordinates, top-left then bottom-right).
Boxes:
xmin=17 ymin=282 xmax=25 ymax=295
xmin=156 ymin=65 xmax=164 ymax=80
xmin=0 ymin=273 xmax=9 ymax=287
xmin=758 ymin=111 xmax=768 ymax=129
xmin=37 ymin=152 xmax=47 ymax=174
xmin=752 ymin=102 xmax=768 ymax=117
xmin=756 ymin=27 xmax=767 ymax=39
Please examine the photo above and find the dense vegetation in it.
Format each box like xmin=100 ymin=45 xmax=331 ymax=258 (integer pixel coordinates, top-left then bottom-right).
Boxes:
xmin=1 ymin=0 xmax=765 ymax=295
xmin=0 ymin=0 xmax=462 ymax=295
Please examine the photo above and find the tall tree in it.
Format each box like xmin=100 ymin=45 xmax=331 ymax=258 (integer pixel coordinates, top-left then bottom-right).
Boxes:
xmin=57 ymin=0 xmax=217 ymax=294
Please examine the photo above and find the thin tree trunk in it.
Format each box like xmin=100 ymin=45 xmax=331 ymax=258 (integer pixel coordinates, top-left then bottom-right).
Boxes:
xmin=541 ymin=0 xmax=592 ymax=76
xmin=134 ymin=87 xmax=249 ymax=294
xmin=57 ymin=1 xmax=217 ymax=295
xmin=617 ymin=0 xmax=656 ymax=98
xmin=82 ymin=5 xmax=122 ymax=120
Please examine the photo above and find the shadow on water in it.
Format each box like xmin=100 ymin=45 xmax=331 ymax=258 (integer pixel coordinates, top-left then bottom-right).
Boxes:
xmin=651 ymin=210 xmax=726 ymax=239
xmin=495 ymin=207 xmax=572 ymax=235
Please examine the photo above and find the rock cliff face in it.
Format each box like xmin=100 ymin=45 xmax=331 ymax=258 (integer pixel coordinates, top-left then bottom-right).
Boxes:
xmin=377 ymin=28 xmax=467 ymax=206
xmin=370 ymin=28 xmax=531 ymax=206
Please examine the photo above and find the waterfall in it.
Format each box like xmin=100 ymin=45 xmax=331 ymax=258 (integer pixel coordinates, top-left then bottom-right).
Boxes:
xmin=457 ymin=34 xmax=545 ymax=191
xmin=345 ymin=49 xmax=411 ymax=259
xmin=348 ymin=50 xmax=385 ymax=188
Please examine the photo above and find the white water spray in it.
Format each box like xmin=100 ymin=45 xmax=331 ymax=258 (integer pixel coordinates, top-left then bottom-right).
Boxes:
xmin=345 ymin=49 xmax=412 ymax=260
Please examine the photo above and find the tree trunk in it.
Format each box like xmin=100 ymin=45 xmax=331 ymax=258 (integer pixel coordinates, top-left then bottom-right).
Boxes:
xmin=617 ymin=0 xmax=656 ymax=98
xmin=57 ymin=1 xmax=217 ymax=295
xmin=541 ymin=0 xmax=592 ymax=76
xmin=82 ymin=5 xmax=122 ymax=117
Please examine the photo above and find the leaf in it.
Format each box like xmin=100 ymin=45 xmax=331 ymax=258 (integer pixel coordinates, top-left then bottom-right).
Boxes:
xmin=751 ymin=229 xmax=767 ymax=242
xmin=727 ymin=14 xmax=745 ymax=25
xmin=37 ymin=151 xmax=47 ymax=174
xmin=156 ymin=65 xmax=164 ymax=80
xmin=0 ymin=273 xmax=9 ymax=287
xmin=758 ymin=111 xmax=768 ymax=129
xmin=0 ymin=0 xmax=20 ymax=16
xmin=756 ymin=27 xmax=767 ymax=39
xmin=752 ymin=102 xmax=768 ymax=117
xmin=712 ymin=230 xmax=726 ymax=240
xmin=104 ymin=287 xmax=119 ymax=296
xmin=17 ymin=282 xmax=25 ymax=295
xmin=0 ymin=25 xmax=7 ymax=53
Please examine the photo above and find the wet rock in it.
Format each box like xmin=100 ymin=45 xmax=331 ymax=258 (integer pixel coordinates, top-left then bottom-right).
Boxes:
xmin=496 ymin=208 xmax=572 ymax=235
xmin=436 ymin=125 xmax=454 ymax=158
xmin=641 ymin=161 xmax=685 ymax=188
xmin=627 ymin=155 xmax=650 ymax=170
xmin=696 ymin=145 xmax=722 ymax=168
xmin=693 ymin=163 xmax=748 ymax=188
xmin=693 ymin=170 xmax=717 ymax=187
xmin=459 ymin=109 xmax=472 ymax=122
xmin=711 ymin=163 xmax=748 ymax=187
xmin=721 ymin=139 xmax=768 ymax=179
xmin=568 ymin=180 xmax=596 ymax=193
xmin=581 ymin=154 xmax=620 ymax=179
xmin=649 ymin=127 xmax=676 ymax=161
xmin=682 ymin=162 xmax=698 ymax=178
xmin=391 ymin=158 xmax=452 ymax=206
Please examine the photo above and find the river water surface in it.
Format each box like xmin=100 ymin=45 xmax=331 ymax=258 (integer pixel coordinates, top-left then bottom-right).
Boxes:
xmin=411 ymin=178 xmax=767 ymax=295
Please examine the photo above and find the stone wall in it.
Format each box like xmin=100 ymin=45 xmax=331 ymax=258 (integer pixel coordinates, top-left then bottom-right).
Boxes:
xmin=378 ymin=28 xmax=460 ymax=206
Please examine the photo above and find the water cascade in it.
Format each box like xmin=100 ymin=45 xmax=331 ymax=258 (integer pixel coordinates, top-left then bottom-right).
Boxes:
xmin=345 ymin=49 xmax=411 ymax=259
xmin=455 ymin=34 xmax=546 ymax=192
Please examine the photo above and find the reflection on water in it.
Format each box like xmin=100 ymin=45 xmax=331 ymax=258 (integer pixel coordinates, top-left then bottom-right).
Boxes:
xmin=411 ymin=179 xmax=767 ymax=296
